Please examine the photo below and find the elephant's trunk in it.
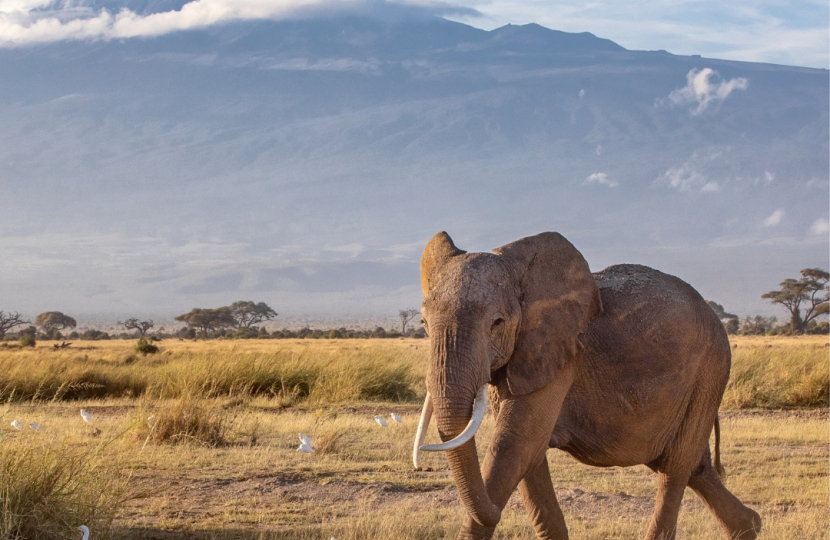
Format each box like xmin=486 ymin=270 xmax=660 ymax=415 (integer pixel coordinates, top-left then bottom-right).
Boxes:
xmin=429 ymin=386 xmax=501 ymax=527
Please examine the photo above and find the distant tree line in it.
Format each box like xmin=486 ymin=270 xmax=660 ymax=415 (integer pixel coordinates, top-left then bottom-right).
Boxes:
xmin=1 ymin=267 xmax=824 ymax=344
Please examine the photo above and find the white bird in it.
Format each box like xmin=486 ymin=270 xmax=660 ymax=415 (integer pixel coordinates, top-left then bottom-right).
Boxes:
xmin=80 ymin=409 xmax=93 ymax=424
xmin=10 ymin=420 xmax=22 ymax=430
xmin=78 ymin=525 xmax=90 ymax=540
xmin=374 ymin=415 xmax=388 ymax=427
xmin=298 ymin=433 xmax=312 ymax=446
xmin=297 ymin=443 xmax=314 ymax=454
xmin=390 ymin=412 xmax=403 ymax=424
xmin=29 ymin=422 xmax=44 ymax=431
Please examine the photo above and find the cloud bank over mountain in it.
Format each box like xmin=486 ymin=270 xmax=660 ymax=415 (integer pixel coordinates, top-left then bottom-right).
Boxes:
xmin=0 ymin=0 xmax=477 ymax=44
xmin=0 ymin=11 xmax=827 ymax=321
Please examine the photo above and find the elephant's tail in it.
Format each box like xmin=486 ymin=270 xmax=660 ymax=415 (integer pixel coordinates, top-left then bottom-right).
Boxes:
xmin=714 ymin=415 xmax=726 ymax=479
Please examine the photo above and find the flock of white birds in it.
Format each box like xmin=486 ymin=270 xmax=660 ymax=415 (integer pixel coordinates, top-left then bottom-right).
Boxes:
xmin=296 ymin=411 xmax=405 ymax=454
xmin=6 ymin=407 xmax=409 ymax=538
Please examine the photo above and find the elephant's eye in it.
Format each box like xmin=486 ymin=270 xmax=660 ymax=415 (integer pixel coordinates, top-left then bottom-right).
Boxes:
xmin=421 ymin=318 xmax=429 ymax=336
xmin=491 ymin=317 xmax=504 ymax=330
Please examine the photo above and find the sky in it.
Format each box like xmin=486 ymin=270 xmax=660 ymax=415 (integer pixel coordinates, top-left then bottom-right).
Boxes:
xmin=0 ymin=0 xmax=827 ymax=68
xmin=0 ymin=0 xmax=827 ymax=324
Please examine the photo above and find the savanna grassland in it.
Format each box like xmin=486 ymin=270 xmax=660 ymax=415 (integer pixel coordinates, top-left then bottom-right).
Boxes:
xmin=0 ymin=336 xmax=827 ymax=540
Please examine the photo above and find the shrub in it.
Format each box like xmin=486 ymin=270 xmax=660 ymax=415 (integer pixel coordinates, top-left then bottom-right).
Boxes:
xmin=18 ymin=334 xmax=35 ymax=348
xmin=232 ymin=327 xmax=259 ymax=339
xmin=82 ymin=330 xmax=110 ymax=341
xmin=135 ymin=338 xmax=158 ymax=355
xmin=313 ymin=428 xmax=349 ymax=455
xmin=806 ymin=321 xmax=829 ymax=335
xmin=136 ymin=397 xmax=227 ymax=446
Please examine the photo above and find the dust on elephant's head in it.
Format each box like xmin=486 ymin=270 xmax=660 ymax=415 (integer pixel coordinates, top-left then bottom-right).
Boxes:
xmin=420 ymin=231 xmax=602 ymax=396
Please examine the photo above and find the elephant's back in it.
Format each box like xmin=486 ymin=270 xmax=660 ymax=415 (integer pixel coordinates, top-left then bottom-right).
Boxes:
xmin=552 ymin=263 xmax=731 ymax=467
xmin=591 ymin=263 xmax=726 ymax=345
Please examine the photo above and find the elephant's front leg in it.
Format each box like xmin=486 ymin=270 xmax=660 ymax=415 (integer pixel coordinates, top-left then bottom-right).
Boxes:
xmin=456 ymin=364 xmax=575 ymax=540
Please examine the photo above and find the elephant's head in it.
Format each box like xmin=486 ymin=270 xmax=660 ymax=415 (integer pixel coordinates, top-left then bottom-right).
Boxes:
xmin=412 ymin=231 xmax=602 ymax=527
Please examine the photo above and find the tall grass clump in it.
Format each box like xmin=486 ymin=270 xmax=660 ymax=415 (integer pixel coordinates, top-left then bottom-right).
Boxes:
xmin=723 ymin=342 xmax=829 ymax=408
xmin=0 ymin=435 xmax=127 ymax=540
xmin=134 ymin=396 xmax=228 ymax=446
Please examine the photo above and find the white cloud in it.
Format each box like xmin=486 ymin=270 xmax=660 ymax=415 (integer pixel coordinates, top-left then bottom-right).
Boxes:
xmin=656 ymin=156 xmax=720 ymax=192
xmin=584 ymin=172 xmax=617 ymax=187
xmin=762 ymin=209 xmax=785 ymax=227
xmin=810 ymin=217 xmax=829 ymax=235
xmin=667 ymin=68 xmax=748 ymax=114
xmin=0 ymin=0 xmax=478 ymax=45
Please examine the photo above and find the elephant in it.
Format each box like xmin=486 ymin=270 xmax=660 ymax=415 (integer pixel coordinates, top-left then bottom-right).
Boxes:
xmin=411 ymin=231 xmax=762 ymax=540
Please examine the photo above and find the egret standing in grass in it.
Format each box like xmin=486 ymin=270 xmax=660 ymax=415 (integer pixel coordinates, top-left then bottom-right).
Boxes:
xmin=298 ymin=433 xmax=312 ymax=446
xmin=297 ymin=442 xmax=314 ymax=454
xmin=10 ymin=420 xmax=22 ymax=430
xmin=80 ymin=409 xmax=93 ymax=424
xmin=29 ymin=422 xmax=43 ymax=431
xmin=390 ymin=413 xmax=403 ymax=424
xmin=374 ymin=415 xmax=388 ymax=427
xmin=78 ymin=525 xmax=90 ymax=540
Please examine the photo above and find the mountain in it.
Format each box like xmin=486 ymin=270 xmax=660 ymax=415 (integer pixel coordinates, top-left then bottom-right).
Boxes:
xmin=0 ymin=11 xmax=827 ymax=319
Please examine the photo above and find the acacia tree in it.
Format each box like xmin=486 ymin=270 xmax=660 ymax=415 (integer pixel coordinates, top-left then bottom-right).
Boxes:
xmin=228 ymin=301 xmax=277 ymax=328
xmin=175 ymin=307 xmax=235 ymax=337
xmin=399 ymin=308 xmax=419 ymax=334
xmin=119 ymin=318 xmax=154 ymax=337
xmin=34 ymin=311 xmax=77 ymax=338
xmin=0 ymin=311 xmax=29 ymax=339
xmin=762 ymin=268 xmax=829 ymax=334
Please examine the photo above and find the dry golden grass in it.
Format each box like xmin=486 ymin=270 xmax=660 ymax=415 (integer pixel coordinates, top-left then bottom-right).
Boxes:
xmin=0 ymin=336 xmax=827 ymax=539
xmin=0 ymin=335 xmax=827 ymax=410
xmin=1 ymin=398 xmax=826 ymax=539
xmin=725 ymin=335 xmax=829 ymax=408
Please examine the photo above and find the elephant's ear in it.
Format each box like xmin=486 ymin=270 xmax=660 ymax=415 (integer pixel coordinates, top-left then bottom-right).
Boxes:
xmin=493 ymin=232 xmax=602 ymax=396
xmin=421 ymin=232 xmax=466 ymax=297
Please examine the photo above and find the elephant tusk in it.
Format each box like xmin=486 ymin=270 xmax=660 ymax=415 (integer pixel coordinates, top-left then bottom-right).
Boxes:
xmin=412 ymin=391 xmax=434 ymax=468
xmin=419 ymin=385 xmax=487 ymax=453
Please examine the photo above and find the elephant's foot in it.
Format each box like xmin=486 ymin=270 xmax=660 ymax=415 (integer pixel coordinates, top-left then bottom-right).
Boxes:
xmin=456 ymin=516 xmax=496 ymax=540
xmin=726 ymin=506 xmax=762 ymax=540
xmin=708 ymin=503 xmax=761 ymax=540
xmin=688 ymin=458 xmax=762 ymax=540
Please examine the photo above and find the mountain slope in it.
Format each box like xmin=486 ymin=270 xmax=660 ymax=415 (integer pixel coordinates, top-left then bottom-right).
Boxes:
xmin=0 ymin=13 xmax=826 ymax=317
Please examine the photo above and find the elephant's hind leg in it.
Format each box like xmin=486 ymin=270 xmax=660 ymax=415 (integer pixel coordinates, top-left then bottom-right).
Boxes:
xmin=687 ymin=450 xmax=762 ymax=540
xmin=517 ymin=456 xmax=569 ymax=540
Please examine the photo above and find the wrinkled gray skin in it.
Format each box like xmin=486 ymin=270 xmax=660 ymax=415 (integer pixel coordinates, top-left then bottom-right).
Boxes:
xmin=419 ymin=231 xmax=761 ymax=540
